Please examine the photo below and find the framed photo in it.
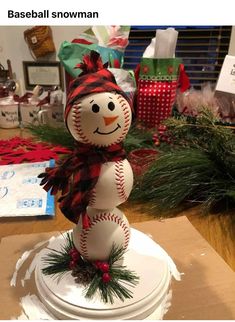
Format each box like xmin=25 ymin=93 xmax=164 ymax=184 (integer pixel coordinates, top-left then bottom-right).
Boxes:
xmin=23 ymin=61 xmax=64 ymax=90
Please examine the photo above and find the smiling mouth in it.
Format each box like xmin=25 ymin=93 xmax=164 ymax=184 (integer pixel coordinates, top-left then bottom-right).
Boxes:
xmin=93 ymin=123 xmax=121 ymax=135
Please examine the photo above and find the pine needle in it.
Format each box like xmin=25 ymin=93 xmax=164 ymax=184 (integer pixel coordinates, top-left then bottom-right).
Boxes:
xmin=42 ymin=234 xmax=139 ymax=304
xmin=131 ymin=109 xmax=235 ymax=214
xmin=27 ymin=124 xmax=75 ymax=149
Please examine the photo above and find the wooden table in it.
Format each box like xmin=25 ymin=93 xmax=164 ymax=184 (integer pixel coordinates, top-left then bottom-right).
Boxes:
xmin=0 ymin=127 xmax=234 ymax=271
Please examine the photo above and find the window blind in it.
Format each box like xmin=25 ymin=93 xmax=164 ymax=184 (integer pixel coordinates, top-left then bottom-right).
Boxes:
xmin=123 ymin=26 xmax=232 ymax=88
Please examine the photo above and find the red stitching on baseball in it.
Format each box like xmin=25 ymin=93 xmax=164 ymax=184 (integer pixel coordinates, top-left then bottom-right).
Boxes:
xmin=80 ymin=231 xmax=89 ymax=257
xmin=80 ymin=212 xmax=129 ymax=259
xmin=72 ymin=103 xmax=90 ymax=144
xmin=89 ymin=189 xmax=96 ymax=207
xmin=115 ymin=161 xmax=128 ymax=202
xmin=118 ymin=103 xmax=131 ymax=142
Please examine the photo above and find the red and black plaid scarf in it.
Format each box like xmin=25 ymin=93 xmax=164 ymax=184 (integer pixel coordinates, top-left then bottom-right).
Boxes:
xmin=38 ymin=142 xmax=126 ymax=229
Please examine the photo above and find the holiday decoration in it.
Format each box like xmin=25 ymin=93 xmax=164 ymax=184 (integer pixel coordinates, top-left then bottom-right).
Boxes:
xmin=131 ymin=108 xmax=235 ymax=214
xmin=0 ymin=136 xmax=70 ymax=165
xmin=137 ymin=58 xmax=181 ymax=128
xmin=42 ymin=232 xmax=139 ymax=304
xmin=128 ymin=148 xmax=158 ymax=176
xmin=28 ymin=120 xmax=157 ymax=154
xmin=27 ymin=123 xmax=76 ymax=150
xmin=176 ymin=83 xmax=220 ymax=118
xmin=136 ymin=28 xmax=190 ymax=128
xmin=34 ymin=51 xmax=177 ymax=320
xmin=38 ymin=50 xmax=136 ymax=300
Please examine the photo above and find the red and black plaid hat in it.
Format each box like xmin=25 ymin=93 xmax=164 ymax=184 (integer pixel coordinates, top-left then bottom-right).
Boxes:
xmin=64 ymin=51 xmax=130 ymax=122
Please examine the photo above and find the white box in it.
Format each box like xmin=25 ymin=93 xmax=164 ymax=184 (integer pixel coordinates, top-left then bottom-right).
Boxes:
xmin=215 ymin=55 xmax=235 ymax=123
xmin=215 ymin=55 xmax=235 ymax=94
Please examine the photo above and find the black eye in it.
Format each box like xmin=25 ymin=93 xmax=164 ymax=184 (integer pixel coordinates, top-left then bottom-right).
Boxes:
xmin=108 ymin=101 xmax=115 ymax=111
xmin=92 ymin=104 xmax=100 ymax=113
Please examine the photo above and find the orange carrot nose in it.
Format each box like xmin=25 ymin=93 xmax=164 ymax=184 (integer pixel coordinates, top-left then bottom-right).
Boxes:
xmin=103 ymin=116 xmax=119 ymax=126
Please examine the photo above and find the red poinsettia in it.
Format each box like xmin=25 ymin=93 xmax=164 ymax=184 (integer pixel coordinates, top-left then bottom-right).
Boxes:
xmin=0 ymin=137 xmax=71 ymax=165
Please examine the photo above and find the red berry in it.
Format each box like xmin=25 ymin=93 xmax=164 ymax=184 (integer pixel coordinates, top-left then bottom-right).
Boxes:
xmin=102 ymin=273 xmax=111 ymax=283
xmin=94 ymin=261 xmax=102 ymax=269
xmin=69 ymin=247 xmax=79 ymax=257
xmin=100 ymin=262 xmax=110 ymax=273
xmin=71 ymin=252 xmax=80 ymax=261
xmin=69 ymin=260 xmax=76 ymax=270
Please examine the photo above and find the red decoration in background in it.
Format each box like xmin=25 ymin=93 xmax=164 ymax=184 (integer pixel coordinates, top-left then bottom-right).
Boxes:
xmin=128 ymin=148 xmax=159 ymax=176
xmin=137 ymin=79 xmax=178 ymax=128
xmin=178 ymin=64 xmax=191 ymax=93
xmin=0 ymin=137 xmax=71 ymax=165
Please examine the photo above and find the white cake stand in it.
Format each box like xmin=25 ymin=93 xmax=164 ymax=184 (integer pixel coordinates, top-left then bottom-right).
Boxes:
xmin=35 ymin=228 xmax=172 ymax=320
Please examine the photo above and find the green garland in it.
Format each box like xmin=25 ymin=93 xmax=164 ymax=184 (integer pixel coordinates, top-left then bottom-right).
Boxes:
xmin=27 ymin=124 xmax=75 ymax=150
xmin=27 ymin=122 xmax=157 ymax=154
xmin=130 ymin=108 xmax=235 ymax=214
xmin=42 ymin=233 xmax=139 ymax=304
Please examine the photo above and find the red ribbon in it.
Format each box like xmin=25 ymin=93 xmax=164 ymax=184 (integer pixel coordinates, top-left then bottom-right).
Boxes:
xmin=36 ymin=92 xmax=50 ymax=107
xmin=14 ymin=93 xmax=33 ymax=103
xmin=178 ymin=64 xmax=190 ymax=93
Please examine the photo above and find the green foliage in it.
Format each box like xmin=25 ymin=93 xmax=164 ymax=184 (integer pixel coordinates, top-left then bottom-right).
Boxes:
xmin=27 ymin=124 xmax=75 ymax=150
xmin=42 ymin=234 xmax=139 ymax=304
xmin=86 ymin=244 xmax=139 ymax=303
xmin=42 ymin=233 xmax=73 ymax=276
xmin=27 ymin=122 xmax=157 ymax=154
xmin=131 ymin=109 xmax=235 ymax=214
xmin=123 ymin=122 xmax=157 ymax=154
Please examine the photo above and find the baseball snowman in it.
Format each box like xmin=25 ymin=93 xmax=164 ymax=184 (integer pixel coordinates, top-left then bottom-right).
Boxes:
xmin=40 ymin=51 xmax=133 ymax=262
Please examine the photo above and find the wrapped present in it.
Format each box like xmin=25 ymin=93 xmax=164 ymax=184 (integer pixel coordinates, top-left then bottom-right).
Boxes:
xmin=58 ymin=26 xmax=130 ymax=79
xmin=136 ymin=28 xmax=190 ymax=128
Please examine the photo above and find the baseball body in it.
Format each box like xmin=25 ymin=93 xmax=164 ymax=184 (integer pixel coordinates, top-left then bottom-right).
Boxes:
xmin=72 ymin=207 xmax=130 ymax=261
xmin=89 ymin=159 xmax=133 ymax=209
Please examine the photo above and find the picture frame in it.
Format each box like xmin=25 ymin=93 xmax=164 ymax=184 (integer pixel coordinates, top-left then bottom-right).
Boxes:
xmin=23 ymin=61 xmax=64 ymax=90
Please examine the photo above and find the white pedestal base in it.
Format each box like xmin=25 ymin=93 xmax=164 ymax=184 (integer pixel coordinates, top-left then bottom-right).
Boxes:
xmin=35 ymin=228 xmax=172 ymax=320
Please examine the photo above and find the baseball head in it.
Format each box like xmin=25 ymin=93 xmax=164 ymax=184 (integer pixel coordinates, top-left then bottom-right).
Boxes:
xmin=66 ymin=91 xmax=132 ymax=147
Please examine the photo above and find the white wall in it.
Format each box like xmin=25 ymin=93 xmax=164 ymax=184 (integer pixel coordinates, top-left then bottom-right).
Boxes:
xmin=0 ymin=26 xmax=89 ymax=93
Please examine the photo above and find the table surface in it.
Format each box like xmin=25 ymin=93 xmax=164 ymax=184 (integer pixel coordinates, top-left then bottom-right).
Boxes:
xmin=0 ymin=217 xmax=235 ymax=320
xmin=0 ymin=127 xmax=235 ymax=271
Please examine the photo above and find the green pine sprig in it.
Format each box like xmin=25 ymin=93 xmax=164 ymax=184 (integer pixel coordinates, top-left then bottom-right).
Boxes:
xmin=42 ymin=232 xmax=73 ymax=277
xmin=26 ymin=124 xmax=75 ymax=150
xmin=131 ymin=108 xmax=235 ymax=214
xmin=123 ymin=122 xmax=157 ymax=154
xmin=85 ymin=244 xmax=139 ymax=303
xmin=42 ymin=234 xmax=139 ymax=304
xmin=27 ymin=122 xmax=157 ymax=154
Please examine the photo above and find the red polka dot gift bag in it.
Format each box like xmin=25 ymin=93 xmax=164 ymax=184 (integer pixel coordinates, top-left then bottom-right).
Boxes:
xmin=136 ymin=57 xmax=182 ymax=128
xmin=135 ymin=28 xmax=190 ymax=128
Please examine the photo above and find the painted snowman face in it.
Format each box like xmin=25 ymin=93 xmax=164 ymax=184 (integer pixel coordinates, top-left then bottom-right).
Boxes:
xmin=67 ymin=92 xmax=132 ymax=147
